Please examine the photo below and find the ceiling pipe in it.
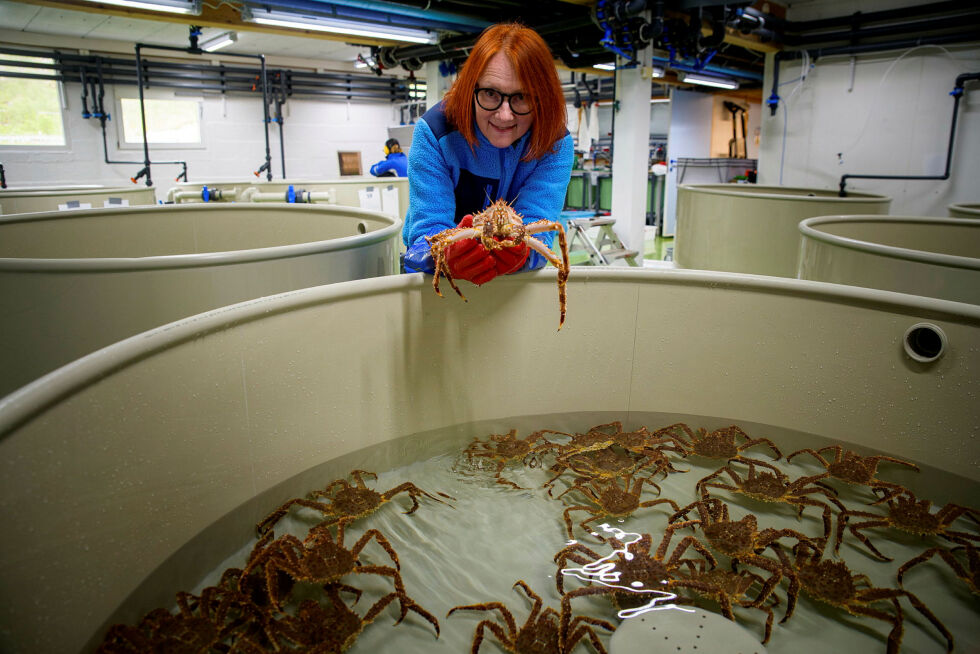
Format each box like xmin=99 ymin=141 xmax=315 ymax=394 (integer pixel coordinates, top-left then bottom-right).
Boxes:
xmin=769 ymin=0 xmax=975 ymax=33
xmin=786 ymin=13 xmax=980 ymax=47
xmin=313 ymin=0 xmax=489 ymax=29
xmin=651 ymin=55 xmax=762 ymax=81
xmin=377 ymin=15 xmax=595 ymax=69
xmin=240 ymin=0 xmax=477 ymax=33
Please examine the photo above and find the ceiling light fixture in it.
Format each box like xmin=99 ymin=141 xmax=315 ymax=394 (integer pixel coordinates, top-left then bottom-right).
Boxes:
xmin=200 ymin=31 xmax=237 ymax=52
xmin=243 ymin=8 xmax=437 ymax=44
xmin=592 ymin=62 xmax=615 ymax=71
xmin=679 ymin=72 xmax=739 ymax=90
xmin=650 ymin=97 xmax=670 ymax=103
xmin=78 ymin=0 xmax=201 ymax=15
xmin=651 ymin=66 xmax=665 ymax=78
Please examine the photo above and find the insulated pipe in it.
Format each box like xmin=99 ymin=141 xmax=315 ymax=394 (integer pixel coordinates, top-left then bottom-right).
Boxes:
xmin=772 ymin=0 xmax=973 ymax=33
xmin=378 ymin=16 xmax=594 ymax=68
xmin=786 ymin=14 xmax=980 ymax=47
xmin=277 ymin=0 xmax=489 ymax=29
xmin=839 ymin=71 xmax=979 ymax=196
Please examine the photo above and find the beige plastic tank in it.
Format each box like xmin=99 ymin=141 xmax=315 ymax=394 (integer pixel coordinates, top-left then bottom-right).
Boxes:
xmin=0 ymin=185 xmax=158 ymax=215
xmin=675 ymin=184 xmax=891 ymax=277
xmin=0 ymin=270 xmax=976 ymax=652
xmin=798 ymin=215 xmax=980 ymax=305
xmin=0 ymin=203 xmax=400 ymax=398
xmin=948 ymin=202 xmax=980 ymax=219
xmin=166 ymin=177 xmax=409 ymax=220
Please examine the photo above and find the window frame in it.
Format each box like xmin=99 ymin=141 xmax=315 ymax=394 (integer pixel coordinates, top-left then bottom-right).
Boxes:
xmin=0 ymin=55 xmax=70 ymax=152
xmin=114 ymin=90 xmax=207 ymax=151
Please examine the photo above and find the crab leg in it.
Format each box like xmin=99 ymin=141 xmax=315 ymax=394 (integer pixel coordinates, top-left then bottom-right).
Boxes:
xmin=526 ymin=234 xmax=568 ymax=331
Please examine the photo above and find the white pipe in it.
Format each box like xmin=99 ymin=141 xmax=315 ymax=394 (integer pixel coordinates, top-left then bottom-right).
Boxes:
xmin=168 ymin=188 xmax=238 ymax=203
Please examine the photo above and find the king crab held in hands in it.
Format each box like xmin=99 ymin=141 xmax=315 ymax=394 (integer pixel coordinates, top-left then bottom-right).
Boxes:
xmin=427 ymin=198 xmax=570 ymax=329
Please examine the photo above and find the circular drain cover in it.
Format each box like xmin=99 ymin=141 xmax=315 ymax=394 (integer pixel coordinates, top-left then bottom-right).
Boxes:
xmin=610 ymin=608 xmax=767 ymax=654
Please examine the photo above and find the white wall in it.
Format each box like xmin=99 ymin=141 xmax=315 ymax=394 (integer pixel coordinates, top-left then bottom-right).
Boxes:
xmin=759 ymin=44 xmax=980 ymax=215
xmin=662 ymin=88 xmax=715 ymax=236
xmin=1 ymin=79 xmax=401 ymax=193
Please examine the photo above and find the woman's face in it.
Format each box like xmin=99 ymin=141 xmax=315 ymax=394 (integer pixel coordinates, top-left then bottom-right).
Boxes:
xmin=474 ymin=52 xmax=533 ymax=149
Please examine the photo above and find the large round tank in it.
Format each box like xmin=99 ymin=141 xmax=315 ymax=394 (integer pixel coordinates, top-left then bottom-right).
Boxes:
xmin=798 ymin=215 xmax=980 ymax=304
xmin=948 ymin=202 xmax=980 ymax=219
xmin=0 ymin=203 xmax=400 ymax=397
xmin=675 ymin=184 xmax=891 ymax=277
xmin=0 ymin=185 xmax=158 ymax=215
xmin=166 ymin=177 xmax=409 ymax=220
xmin=0 ymin=270 xmax=976 ymax=653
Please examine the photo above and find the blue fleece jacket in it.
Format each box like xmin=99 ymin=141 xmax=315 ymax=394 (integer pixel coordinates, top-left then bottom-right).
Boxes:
xmin=370 ymin=151 xmax=407 ymax=177
xmin=403 ymin=101 xmax=574 ymax=274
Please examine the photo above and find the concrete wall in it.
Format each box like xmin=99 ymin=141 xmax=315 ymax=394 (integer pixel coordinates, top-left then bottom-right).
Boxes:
xmin=758 ymin=2 xmax=980 ymax=215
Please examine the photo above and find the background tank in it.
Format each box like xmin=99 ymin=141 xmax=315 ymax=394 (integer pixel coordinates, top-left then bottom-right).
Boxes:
xmin=798 ymin=215 xmax=980 ymax=304
xmin=948 ymin=202 xmax=980 ymax=219
xmin=0 ymin=203 xmax=400 ymax=397
xmin=166 ymin=177 xmax=408 ymax=221
xmin=675 ymin=184 xmax=891 ymax=277
xmin=0 ymin=185 xmax=158 ymax=215
xmin=0 ymin=270 xmax=976 ymax=653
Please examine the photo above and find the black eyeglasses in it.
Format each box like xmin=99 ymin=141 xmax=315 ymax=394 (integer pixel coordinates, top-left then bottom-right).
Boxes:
xmin=474 ymin=87 xmax=532 ymax=115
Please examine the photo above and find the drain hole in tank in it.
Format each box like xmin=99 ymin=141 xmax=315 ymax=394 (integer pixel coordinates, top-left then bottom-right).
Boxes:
xmin=903 ymin=323 xmax=947 ymax=362
xmin=356 ymin=221 xmax=368 ymax=234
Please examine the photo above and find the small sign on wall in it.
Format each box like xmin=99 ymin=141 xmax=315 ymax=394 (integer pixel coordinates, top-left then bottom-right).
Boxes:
xmin=104 ymin=197 xmax=129 ymax=208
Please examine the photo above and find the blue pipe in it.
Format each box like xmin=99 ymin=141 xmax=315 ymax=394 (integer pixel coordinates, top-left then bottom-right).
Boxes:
xmin=252 ymin=0 xmax=489 ymax=31
xmin=652 ymin=55 xmax=764 ymax=81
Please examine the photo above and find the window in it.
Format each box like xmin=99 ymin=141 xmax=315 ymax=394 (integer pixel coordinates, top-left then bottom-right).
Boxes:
xmin=0 ymin=55 xmax=67 ymax=147
xmin=118 ymin=97 xmax=202 ymax=147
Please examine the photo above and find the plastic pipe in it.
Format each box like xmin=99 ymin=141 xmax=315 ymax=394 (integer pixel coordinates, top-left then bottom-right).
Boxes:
xmin=839 ymin=70 xmax=978 ymax=195
xmin=244 ymin=189 xmax=336 ymax=204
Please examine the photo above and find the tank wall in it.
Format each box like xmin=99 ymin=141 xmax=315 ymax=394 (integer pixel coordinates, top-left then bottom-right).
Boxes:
xmin=812 ymin=218 xmax=980 ymax=258
xmin=0 ymin=205 xmax=391 ymax=258
xmin=948 ymin=203 xmax=980 ymax=219
xmin=0 ymin=205 xmax=399 ymax=398
xmin=0 ymin=271 xmax=977 ymax=652
xmin=675 ymin=185 xmax=891 ymax=277
xmin=0 ymin=187 xmax=158 ymax=215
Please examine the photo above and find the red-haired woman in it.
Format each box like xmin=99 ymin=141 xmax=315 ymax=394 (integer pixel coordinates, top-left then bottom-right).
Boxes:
xmin=402 ymin=22 xmax=574 ymax=284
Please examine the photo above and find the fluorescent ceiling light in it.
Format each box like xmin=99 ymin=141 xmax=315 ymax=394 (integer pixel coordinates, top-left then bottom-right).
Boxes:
xmin=650 ymin=97 xmax=670 ymax=103
xmin=592 ymin=62 xmax=615 ymax=71
xmin=244 ymin=9 xmax=437 ymax=44
xmin=680 ymin=72 xmax=739 ymax=90
xmin=79 ymin=0 xmax=200 ymax=14
xmin=200 ymin=31 xmax=237 ymax=52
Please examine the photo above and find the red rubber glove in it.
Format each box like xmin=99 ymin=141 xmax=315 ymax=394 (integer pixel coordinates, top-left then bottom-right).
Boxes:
xmin=490 ymin=239 xmax=529 ymax=275
xmin=445 ymin=215 xmax=497 ymax=285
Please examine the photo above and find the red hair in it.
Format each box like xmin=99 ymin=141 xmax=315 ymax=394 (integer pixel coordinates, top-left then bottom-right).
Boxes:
xmin=443 ymin=23 xmax=566 ymax=162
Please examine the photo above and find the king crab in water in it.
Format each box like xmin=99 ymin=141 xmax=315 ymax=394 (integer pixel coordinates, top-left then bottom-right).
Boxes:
xmin=426 ymin=198 xmax=570 ymax=330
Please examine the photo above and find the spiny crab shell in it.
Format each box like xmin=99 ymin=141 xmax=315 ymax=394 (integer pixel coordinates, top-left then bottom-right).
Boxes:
xmin=425 ymin=198 xmax=570 ymax=330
